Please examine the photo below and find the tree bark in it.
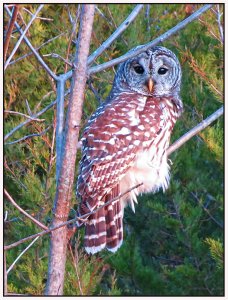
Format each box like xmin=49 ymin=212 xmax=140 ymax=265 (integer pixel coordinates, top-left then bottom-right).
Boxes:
xmin=45 ymin=5 xmax=95 ymax=295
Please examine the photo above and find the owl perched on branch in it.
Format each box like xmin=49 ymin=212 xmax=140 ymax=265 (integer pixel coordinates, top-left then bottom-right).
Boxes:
xmin=76 ymin=46 xmax=183 ymax=254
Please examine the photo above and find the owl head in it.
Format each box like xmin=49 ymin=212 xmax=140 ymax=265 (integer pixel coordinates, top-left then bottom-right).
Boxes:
xmin=112 ymin=45 xmax=182 ymax=99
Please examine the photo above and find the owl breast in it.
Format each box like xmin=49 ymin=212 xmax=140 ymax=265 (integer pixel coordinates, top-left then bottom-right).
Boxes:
xmin=119 ymin=99 xmax=175 ymax=212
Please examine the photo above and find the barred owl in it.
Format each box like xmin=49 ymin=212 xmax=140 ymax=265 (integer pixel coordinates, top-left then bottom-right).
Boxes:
xmin=76 ymin=46 xmax=183 ymax=254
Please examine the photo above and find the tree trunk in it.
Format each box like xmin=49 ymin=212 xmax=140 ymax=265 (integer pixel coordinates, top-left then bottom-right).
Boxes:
xmin=45 ymin=5 xmax=95 ymax=295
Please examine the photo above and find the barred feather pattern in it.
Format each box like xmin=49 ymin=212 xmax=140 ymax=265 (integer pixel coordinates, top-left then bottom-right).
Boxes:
xmin=76 ymin=92 xmax=182 ymax=254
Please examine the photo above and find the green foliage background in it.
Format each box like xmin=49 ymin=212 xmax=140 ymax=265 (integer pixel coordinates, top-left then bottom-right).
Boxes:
xmin=4 ymin=4 xmax=223 ymax=296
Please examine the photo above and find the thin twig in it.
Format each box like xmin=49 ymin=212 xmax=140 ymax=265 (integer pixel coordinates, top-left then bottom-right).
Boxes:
xmin=4 ymin=87 xmax=70 ymax=142
xmin=87 ymin=80 xmax=103 ymax=104
xmin=4 ymin=183 xmax=143 ymax=251
xmin=88 ymin=4 xmax=213 ymax=75
xmin=4 ymin=4 xmax=20 ymax=63
xmin=9 ymin=32 xmax=66 ymax=66
xmin=5 ymin=125 xmax=52 ymax=145
xmin=167 ymin=106 xmax=223 ymax=156
xmin=4 ymin=5 xmax=59 ymax=80
xmin=4 ymin=99 xmax=56 ymax=141
xmin=4 ymin=189 xmax=48 ymax=230
xmin=68 ymin=244 xmax=84 ymax=295
xmin=25 ymin=99 xmax=32 ymax=115
xmin=95 ymin=6 xmax=113 ymax=27
xmin=4 ymin=110 xmax=45 ymax=122
xmin=216 ymin=4 xmax=223 ymax=43
xmin=87 ymin=4 xmax=143 ymax=65
xmin=64 ymin=5 xmax=81 ymax=73
xmin=4 ymin=4 xmax=44 ymax=69
xmin=7 ymin=236 xmax=40 ymax=274
xmin=190 ymin=192 xmax=223 ymax=229
xmin=43 ymin=53 xmax=73 ymax=67
xmin=22 ymin=7 xmax=53 ymax=21
xmin=145 ymin=4 xmax=151 ymax=32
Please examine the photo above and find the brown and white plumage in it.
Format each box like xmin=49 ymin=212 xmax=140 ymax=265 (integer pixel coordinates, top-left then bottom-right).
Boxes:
xmin=76 ymin=46 xmax=183 ymax=254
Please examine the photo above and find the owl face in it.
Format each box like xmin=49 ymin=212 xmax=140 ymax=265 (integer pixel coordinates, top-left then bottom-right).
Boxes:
xmin=115 ymin=46 xmax=181 ymax=98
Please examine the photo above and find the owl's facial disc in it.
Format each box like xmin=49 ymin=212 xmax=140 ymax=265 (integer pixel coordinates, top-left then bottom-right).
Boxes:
xmin=121 ymin=46 xmax=181 ymax=98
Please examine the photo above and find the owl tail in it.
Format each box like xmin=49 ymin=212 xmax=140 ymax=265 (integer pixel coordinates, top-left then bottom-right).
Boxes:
xmin=84 ymin=186 xmax=123 ymax=254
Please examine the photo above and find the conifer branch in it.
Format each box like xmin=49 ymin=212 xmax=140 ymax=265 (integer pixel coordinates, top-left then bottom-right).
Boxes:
xmin=4 ymin=4 xmax=44 ymax=70
xmin=68 ymin=244 xmax=84 ymax=295
xmin=4 ymin=189 xmax=48 ymax=230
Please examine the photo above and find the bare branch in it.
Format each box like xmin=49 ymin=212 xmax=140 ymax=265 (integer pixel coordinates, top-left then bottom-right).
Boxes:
xmin=4 ymin=5 xmax=59 ymax=80
xmin=216 ymin=4 xmax=224 ymax=43
xmin=190 ymin=192 xmax=223 ymax=229
xmin=4 ymin=183 xmax=142 ymax=251
xmin=64 ymin=5 xmax=81 ymax=73
xmin=4 ymin=4 xmax=44 ymax=70
xmin=167 ymin=106 xmax=223 ymax=156
xmin=22 ymin=7 xmax=53 ymax=21
xmin=95 ymin=6 xmax=113 ymax=27
xmin=4 ymin=110 xmax=45 ymax=122
xmin=4 ymin=4 xmax=20 ymax=63
xmin=43 ymin=53 xmax=73 ymax=67
xmin=4 ymin=88 xmax=70 ymax=142
xmin=4 ymin=99 xmax=56 ymax=141
xmin=55 ymin=79 xmax=65 ymax=182
xmin=7 ymin=236 xmax=40 ymax=275
xmin=87 ymin=4 xmax=144 ymax=65
xmin=9 ymin=32 xmax=66 ymax=66
xmin=88 ymin=4 xmax=213 ymax=75
xmin=4 ymin=189 xmax=48 ymax=230
xmin=5 ymin=125 xmax=52 ymax=145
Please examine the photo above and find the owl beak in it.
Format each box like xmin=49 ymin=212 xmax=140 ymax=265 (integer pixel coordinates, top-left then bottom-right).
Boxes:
xmin=147 ymin=78 xmax=154 ymax=93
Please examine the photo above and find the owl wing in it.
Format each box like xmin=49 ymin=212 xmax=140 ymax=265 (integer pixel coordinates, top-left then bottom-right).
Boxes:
xmin=76 ymin=93 xmax=162 ymax=216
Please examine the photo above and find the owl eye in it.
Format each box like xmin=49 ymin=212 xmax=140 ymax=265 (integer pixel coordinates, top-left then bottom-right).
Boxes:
xmin=133 ymin=65 xmax=144 ymax=74
xmin=158 ymin=67 xmax=168 ymax=75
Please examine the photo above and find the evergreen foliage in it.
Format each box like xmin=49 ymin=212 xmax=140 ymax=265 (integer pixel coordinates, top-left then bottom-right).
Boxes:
xmin=4 ymin=4 xmax=223 ymax=296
